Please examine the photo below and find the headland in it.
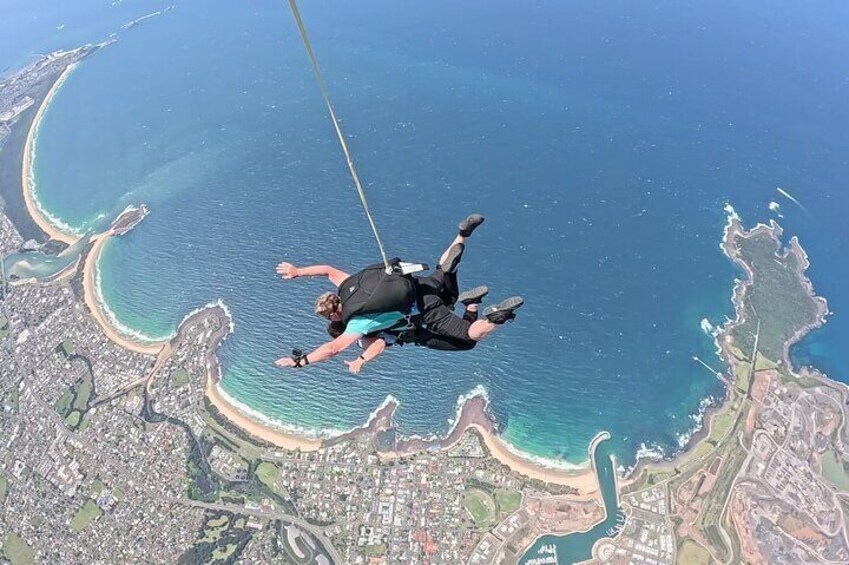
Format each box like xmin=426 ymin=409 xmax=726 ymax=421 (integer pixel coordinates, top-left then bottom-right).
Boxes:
xmin=6 ymin=46 xmax=835 ymax=514
xmin=5 ymin=51 xmax=608 ymax=493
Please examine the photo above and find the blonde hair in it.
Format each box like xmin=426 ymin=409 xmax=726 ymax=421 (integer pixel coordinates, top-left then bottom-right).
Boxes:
xmin=315 ymin=292 xmax=341 ymax=318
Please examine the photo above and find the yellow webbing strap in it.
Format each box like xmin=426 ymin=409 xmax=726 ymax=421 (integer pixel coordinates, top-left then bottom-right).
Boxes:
xmin=286 ymin=0 xmax=391 ymax=271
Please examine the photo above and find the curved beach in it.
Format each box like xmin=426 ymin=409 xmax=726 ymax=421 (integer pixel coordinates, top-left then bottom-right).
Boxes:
xmin=207 ymin=383 xmax=323 ymax=451
xmin=24 ymin=64 xmax=166 ymax=356
xmin=471 ymin=423 xmax=600 ymax=493
xmin=19 ymin=56 xmax=632 ymax=491
xmin=22 ymin=63 xmax=80 ymax=246
xmin=82 ymin=232 xmax=165 ymax=356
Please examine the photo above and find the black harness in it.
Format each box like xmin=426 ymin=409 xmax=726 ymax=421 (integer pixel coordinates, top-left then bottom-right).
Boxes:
xmin=338 ymin=259 xmax=418 ymax=325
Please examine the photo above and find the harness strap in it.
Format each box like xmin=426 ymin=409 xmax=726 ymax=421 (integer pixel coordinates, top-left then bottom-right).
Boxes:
xmin=286 ymin=0 xmax=390 ymax=271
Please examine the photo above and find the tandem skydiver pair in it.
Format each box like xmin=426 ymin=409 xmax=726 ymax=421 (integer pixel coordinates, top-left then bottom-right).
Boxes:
xmin=274 ymin=214 xmax=524 ymax=373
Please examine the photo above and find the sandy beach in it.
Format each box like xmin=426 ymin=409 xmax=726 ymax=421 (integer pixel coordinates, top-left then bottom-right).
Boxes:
xmin=471 ymin=423 xmax=601 ymax=494
xmin=22 ymin=64 xmax=80 ymax=246
xmin=23 ymin=63 xmax=166 ymax=357
xmin=194 ymin=306 xmax=323 ymax=451
xmin=18 ymin=58 xmax=614 ymax=488
xmin=206 ymin=382 xmax=323 ymax=451
xmin=82 ymin=232 xmax=164 ymax=356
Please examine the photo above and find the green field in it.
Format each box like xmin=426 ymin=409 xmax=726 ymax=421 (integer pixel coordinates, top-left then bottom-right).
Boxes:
xmin=821 ymin=448 xmax=849 ymax=492
xmin=71 ymin=374 xmax=93 ymax=411
xmin=212 ymin=543 xmax=238 ymax=560
xmin=464 ymin=488 xmax=496 ymax=529
xmin=365 ymin=543 xmax=387 ymax=556
xmin=70 ymin=499 xmax=103 ymax=532
xmin=255 ymin=462 xmax=281 ymax=490
xmin=90 ymin=478 xmax=106 ymax=498
xmin=59 ymin=338 xmax=74 ymax=358
xmin=494 ymin=489 xmax=521 ymax=514
xmin=174 ymin=368 xmax=190 ymax=387
xmin=64 ymin=410 xmax=81 ymax=428
xmin=2 ymin=533 xmax=34 ymax=565
xmin=55 ymin=390 xmax=74 ymax=415
xmin=55 ymin=365 xmax=94 ymax=427
xmin=1 ymin=384 xmax=20 ymax=412
xmin=200 ymin=514 xmax=231 ymax=543
xmin=0 ymin=474 xmax=8 ymax=504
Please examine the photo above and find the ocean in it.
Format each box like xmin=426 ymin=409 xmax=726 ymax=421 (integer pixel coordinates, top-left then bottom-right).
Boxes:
xmin=3 ymin=0 xmax=848 ymax=473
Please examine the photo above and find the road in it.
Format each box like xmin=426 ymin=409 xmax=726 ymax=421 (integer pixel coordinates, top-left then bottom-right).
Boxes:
xmin=170 ymin=497 xmax=343 ymax=564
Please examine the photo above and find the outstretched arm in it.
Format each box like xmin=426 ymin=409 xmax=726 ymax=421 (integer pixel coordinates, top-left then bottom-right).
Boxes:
xmin=345 ymin=337 xmax=387 ymax=374
xmin=275 ymin=332 xmax=361 ymax=369
xmin=276 ymin=262 xmax=349 ymax=287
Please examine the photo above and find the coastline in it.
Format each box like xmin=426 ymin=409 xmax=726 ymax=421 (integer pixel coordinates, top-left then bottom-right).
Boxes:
xmin=624 ymin=205 xmax=831 ymax=486
xmin=81 ymin=228 xmax=165 ymax=356
xmin=13 ymin=49 xmax=749 ymax=493
xmin=22 ymin=63 xmax=80 ymax=245
xmin=20 ymin=59 xmax=169 ymax=356
xmin=471 ymin=424 xmax=599 ymax=493
xmin=196 ymin=304 xmax=323 ymax=452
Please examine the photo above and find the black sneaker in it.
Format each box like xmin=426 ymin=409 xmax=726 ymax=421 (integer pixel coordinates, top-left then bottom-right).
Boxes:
xmin=440 ymin=243 xmax=464 ymax=273
xmin=484 ymin=296 xmax=524 ymax=324
xmin=459 ymin=285 xmax=489 ymax=306
xmin=458 ymin=214 xmax=485 ymax=237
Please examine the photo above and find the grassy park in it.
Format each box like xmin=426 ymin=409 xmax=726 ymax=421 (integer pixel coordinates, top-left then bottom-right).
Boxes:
xmin=70 ymin=500 xmax=103 ymax=532
xmin=2 ymin=534 xmax=34 ymax=565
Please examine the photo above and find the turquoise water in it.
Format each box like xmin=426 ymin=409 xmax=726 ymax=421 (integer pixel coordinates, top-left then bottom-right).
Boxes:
xmin=2 ymin=235 xmax=89 ymax=281
xmin=520 ymin=438 xmax=623 ymax=564
xmin=3 ymin=0 xmax=848 ymax=471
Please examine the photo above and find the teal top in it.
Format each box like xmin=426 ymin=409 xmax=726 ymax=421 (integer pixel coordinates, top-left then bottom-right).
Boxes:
xmin=344 ymin=311 xmax=405 ymax=336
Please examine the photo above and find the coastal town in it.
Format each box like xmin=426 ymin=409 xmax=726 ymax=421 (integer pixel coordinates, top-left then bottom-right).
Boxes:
xmin=3 ymin=45 xmax=849 ymax=565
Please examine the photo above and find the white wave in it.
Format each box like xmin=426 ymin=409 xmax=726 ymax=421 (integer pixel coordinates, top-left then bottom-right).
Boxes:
xmin=336 ymin=394 xmax=399 ymax=436
xmin=215 ymin=384 xmax=350 ymax=439
xmin=494 ymin=435 xmax=592 ymax=472
xmin=768 ymin=201 xmax=780 ymax=212
xmin=179 ymin=298 xmax=235 ymax=334
xmin=92 ymin=253 xmax=175 ymax=344
xmin=635 ymin=442 xmax=666 ymax=462
xmin=454 ymin=384 xmax=491 ymax=413
xmin=700 ymin=318 xmax=714 ymax=335
xmin=720 ymin=203 xmax=741 ymax=258
xmin=26 ymin=66 xmax=87 ymax=238
xmin=677 ymin=395 xmax=716 ymax=448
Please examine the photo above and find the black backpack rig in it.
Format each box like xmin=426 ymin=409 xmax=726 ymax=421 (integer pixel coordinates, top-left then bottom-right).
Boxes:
xmin=338 ymin=258 xmax=428 ymax=326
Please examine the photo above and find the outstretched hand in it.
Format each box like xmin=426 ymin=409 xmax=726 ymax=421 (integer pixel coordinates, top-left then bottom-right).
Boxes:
xmin=345 ymin=358 xmax=365 ymax=375
xmin=276 ymin=261 xmax=298 ymax=280
xmin=275 ymin=356 xmax=297 ymax=368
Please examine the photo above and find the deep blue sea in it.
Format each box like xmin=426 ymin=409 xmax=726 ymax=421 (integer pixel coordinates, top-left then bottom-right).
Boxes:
xmin=3 ymin=0 xmax=848 ymax=470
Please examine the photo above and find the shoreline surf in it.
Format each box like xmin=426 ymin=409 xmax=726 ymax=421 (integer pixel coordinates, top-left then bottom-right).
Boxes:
xmin=17 ymin=54 xmax=766 ymax=487
xmin=22 ymin=62 xmax=82 ymax=245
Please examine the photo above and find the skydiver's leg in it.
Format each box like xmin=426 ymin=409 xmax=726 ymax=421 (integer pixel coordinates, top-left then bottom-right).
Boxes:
xmin=444 ymin=296 xmax=525 ymax=342
xmin=438 ymin=236 xmax=466 ymax=272
xmin=421 ymin=333 xmax=477 ymax=351
xmin=437 ymin=214 xmax=485 ymax=272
